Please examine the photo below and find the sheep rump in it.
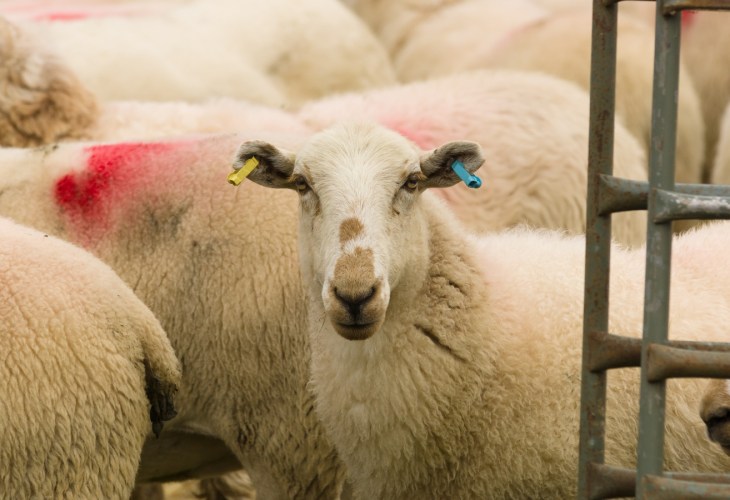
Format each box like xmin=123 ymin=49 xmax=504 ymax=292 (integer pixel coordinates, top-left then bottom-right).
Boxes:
xmin=0 ymin=216 xmax=181 ymax=499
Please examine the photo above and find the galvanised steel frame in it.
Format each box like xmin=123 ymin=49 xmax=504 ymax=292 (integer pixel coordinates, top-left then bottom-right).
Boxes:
xmin=578 ymin=0 xmax=730 ymax=498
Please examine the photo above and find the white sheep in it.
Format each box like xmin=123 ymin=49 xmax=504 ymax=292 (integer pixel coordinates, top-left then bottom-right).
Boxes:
xmin=0 ymin=22 xmax=648 ymax=249
xmin=478 ymin=8 xmax=705 ymax=188
xmin=0 ymin=216 xmax=181 ymax=499
xmin=12 ymin=0 xmax=396 ymax=106
xmin=700 ymin=379 xmax=730 ymax=456
xmin=683 ymin=12 xmax=730 ymax=181
xmin=0 ymin=133 xmax=347 ymax=499
xmin=711 ymin=103 xmax=730 ymax=186
xmin=0 ymin=15 xmax=98 ymax=146
xmin=0 ymin=12 xmax=315 ymax=148
xmin=346 ymin=1 xmax=705 ymax=188
xmin=299 ymin=70 xmax=648 ymax=247
xmin=235 ymin=121 xmax=730 ymax=498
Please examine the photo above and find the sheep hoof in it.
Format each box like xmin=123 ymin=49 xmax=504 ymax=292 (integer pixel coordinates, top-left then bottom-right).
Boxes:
xmin=145 ymin=363 xmax=178 ymax=438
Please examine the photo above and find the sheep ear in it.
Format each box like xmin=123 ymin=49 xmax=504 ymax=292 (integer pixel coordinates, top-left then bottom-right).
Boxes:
xmin=419 ymin=141 xmax=484 ymax=189
xmin=233 ymin=140 xmax=296 ymax=189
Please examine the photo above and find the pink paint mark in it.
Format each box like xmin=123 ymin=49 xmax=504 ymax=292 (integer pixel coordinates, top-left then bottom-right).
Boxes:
xmin=385 ymin=121 xmax=438 ymax=150
xmin=54 ymin=142 xmax=176 ymax=238
xmin=682 ymin=10 xmax=696 ymax=29
xmin=32 ymin=11 xmax=91 ymax=21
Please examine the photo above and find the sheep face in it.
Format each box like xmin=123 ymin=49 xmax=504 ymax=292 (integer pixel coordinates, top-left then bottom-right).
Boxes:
xmin=236 ymin=122 xmax=483 ymax=341
xmin=701 ymin=379 xmax=730 ymax=455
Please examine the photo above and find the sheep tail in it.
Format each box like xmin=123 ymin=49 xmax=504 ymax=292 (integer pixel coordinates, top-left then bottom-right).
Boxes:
xmin=138 ymin=319 xmax=183 ymax=437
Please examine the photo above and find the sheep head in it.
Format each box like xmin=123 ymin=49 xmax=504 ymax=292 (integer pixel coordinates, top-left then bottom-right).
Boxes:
xmin=701 ymin=379 xmax=730 ymax=455
xmin=0 ymin=16 xmax=98 ymax=147
xmin=234 ymin=122 xmax=483 ymax=341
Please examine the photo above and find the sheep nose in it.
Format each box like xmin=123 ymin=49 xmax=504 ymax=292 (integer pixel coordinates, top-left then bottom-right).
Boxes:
xmin=333 ymin=285 xmax=377 ymax=318
xmin=705 ymin=407 xmax=730 ymax=445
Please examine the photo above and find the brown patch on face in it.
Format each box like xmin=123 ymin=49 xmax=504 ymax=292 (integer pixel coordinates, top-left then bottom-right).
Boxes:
xmin=329 ymin=246 xmax=385 ymax=340
xmin=339 ymin=217 xmax=364 ymax=246
xmin=333 ymin=247 xmax=375 ymax=293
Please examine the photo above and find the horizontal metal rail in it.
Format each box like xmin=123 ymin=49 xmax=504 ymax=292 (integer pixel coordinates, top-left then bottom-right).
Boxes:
xmin=654 ymin=189 xmax=730 ymax=222
xmin=597 ymin=175 xmax=730 ymax=215
xmin=643 ymin=474 xmax=730 ymax=499
xmin=662 ymin=0 xmax=730 ymax=13
xmin=605 ymin=0 xmax=730 ymax=9
xmin=588 ymin=464 xmax=730 ymax=500
xmin=587 ymin=331 xmax=730 ymax=372
xmin=647 ymin=343 xmax=730 ymax=380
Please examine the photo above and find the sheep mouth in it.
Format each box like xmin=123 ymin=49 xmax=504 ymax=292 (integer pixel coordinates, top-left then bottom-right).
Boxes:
xmin=333 ymin=321 xmax=379 ymax=341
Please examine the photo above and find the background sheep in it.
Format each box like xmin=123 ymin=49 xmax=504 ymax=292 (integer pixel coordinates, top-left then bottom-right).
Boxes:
xmin=700 ymin=379 xmax=730 ymax=456
xmin=0 ymin=13 xmax=314 ymax=148
xmin=711 ymin=103 xmax=730 ymax=186
xmin=0 ymin=15 xmax=97 ymax=146
xmin=11 ymin=0 xmax=396 ymax=106
xmin=684 ymin=12 xmax=730 ymax=182
xmin=0 ymin=216 xmax=181 ymax=498
xmin=237 ymin=122 xmax=730 ymax=498
xmin=344 ymin=1 xmax=705 ymax=190
xmin=0 ymin=134 xmax=346 ymax=499
xmin=299 ymin=70 xmax=648 ymax=247
xmin=0 ymin=24 xmax=648 ymax=248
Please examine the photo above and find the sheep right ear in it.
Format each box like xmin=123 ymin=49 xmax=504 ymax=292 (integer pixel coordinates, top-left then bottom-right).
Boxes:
xmin=233 ymin=140 xmax=297 ymax=189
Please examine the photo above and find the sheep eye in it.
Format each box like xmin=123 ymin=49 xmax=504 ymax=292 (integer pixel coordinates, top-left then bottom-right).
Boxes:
xmin=294 ymin=176 xmax=310 ymax=193
xmin=402 ymin=174 xmax=420 ymax=192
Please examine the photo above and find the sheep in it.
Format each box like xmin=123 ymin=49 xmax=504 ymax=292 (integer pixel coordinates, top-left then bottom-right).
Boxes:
xmin=12 ymin=0 xmax=396 ymax=106
xmin=299 ymin=70 xmax=648 ymax=247
xmin=477 ymin=8 xmax=705 ymax=189
xmin=0 ymin=15 xmax=98 ymax=147
xmin=345 ymin=2 xmax=705 ymax=189
xmin=0 ymin=133 xmax=347 ymax=499
xmin=0 ymin=22 xmax=648 ymax=250
xmin=0 ymin=216 xmax=181 ymax=499
xmin=700 ymin=380 xmax=730 ymax=456
xmin=341 ymin=0 xmax=549 ymax=82
xmin=0 ymin=12 xmax=308 ymax=149
xmin=235 ymin=121 xmax=730 ymax=498
xmin=682 ymin=11 xmax=730 ymax=181
xmin=710 ymin=103 xmax=730 ymax=186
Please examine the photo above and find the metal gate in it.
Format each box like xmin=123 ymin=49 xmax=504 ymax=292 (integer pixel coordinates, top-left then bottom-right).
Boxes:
xmin=578 ymin=0 xmax=730 ymax=498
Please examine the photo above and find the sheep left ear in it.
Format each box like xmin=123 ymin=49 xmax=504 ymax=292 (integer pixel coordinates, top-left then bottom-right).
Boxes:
xmin=233 ymin=140 xmax=297 ymax=189
xmin=420 ymin=141 xmax=484 ymax=189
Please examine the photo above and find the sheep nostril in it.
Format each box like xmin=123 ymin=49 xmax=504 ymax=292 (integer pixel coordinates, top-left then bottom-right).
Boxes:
xmin=333 ymin=285 xmax=378 ymax=316
xmin=705 ymin=408 xmax=730 ymax=442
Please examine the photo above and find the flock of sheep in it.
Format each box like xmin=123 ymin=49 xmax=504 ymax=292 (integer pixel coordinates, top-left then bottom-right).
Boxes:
xmin=1 ymin=0 xmax=730 ymax=498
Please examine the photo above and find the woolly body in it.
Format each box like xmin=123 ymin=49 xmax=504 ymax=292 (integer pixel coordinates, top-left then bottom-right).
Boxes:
xmin=16 ymin=0 xmax=396 ymax=106
xmin=0 ymin=33 xmax=647 ymax=249
xmin=0 ymin=15 xmax=97 ymax=146
xmin=0 ymin=15 xmax=312 ymax=147
xmin=238 ymin=122 xmax=730 ymax=498
xmin=347 ymin=1 xmax=704 ymax=188
xmin=299 ymin=70 xmax=648 ymax=247
xmin=0 ymin=216 xmax=180 ymax=498
xmin=0 ymin=134 xmax=344 ymax=499
xmin=683 ymin=12 xmax=730 ymax=181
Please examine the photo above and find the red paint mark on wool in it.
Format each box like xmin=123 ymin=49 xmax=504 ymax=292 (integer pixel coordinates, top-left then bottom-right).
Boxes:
xmin=383 ymin=121 xmax=438 ymax=150
xmin=682 ymin=11 xmax=696 ymax=29
xmin=32 ymin=11 xmax=91 ymax=21
xmin=54 ymin=141 xmax=176 ymax=237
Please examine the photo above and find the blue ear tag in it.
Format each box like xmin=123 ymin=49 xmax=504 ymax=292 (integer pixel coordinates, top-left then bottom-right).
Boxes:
xmin=451 ymin=160 xmax=482 ymax=189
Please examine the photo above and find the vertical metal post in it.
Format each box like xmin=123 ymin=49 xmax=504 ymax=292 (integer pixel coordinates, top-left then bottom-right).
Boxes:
xmin=578 ymin=1 xmax=618 ymax=497
xmin=636 ymin=2 xmax=681 ymax=496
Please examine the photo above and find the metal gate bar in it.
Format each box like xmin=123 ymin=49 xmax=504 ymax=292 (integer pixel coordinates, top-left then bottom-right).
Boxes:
xmin=578 ymin=0 xmax=730 ymax=498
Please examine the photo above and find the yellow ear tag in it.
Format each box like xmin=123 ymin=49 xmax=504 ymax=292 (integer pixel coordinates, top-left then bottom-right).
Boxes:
xmin=227 ymin=157 xmax=259 ymax=186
